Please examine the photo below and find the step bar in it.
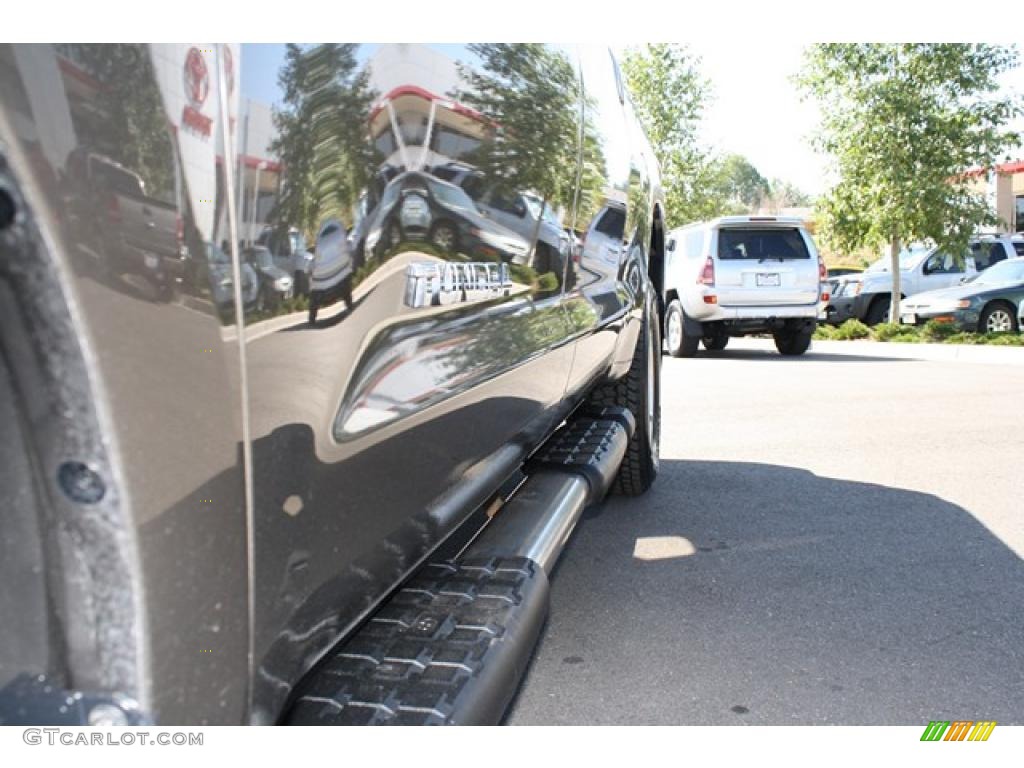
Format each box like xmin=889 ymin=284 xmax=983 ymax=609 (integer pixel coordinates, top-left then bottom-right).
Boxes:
xmin=284 ymin=406 xmax=635 ymax=726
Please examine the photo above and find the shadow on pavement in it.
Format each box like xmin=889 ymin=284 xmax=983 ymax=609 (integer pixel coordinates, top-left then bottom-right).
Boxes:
xmin=506 ymin=460 xmax=1024 ymax=725
xmin=682 ymin=348 xmax=916 ymax=363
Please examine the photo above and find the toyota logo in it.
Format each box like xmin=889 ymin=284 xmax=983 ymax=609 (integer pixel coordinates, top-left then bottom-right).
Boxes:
xmin=183 ymin=47 xmax=209 ymax=108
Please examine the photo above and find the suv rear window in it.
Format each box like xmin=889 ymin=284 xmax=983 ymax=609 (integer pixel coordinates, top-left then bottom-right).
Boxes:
xmin=717 ymin=228 xmax=810 ymax=261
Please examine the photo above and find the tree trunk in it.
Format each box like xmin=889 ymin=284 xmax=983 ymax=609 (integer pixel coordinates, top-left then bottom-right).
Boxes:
xmin=888 ymin=235 xmax=901 ymax=324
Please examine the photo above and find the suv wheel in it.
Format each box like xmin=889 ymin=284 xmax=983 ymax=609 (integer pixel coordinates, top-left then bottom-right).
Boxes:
xmin=664 ymin=299 xmax=698 ymax=358
xmin=702 ymin=333 xmax=728 ymax=351
xmin=774 ymin=325 xmax=813 ymax=356
xmin=589 ymin=291 xmax=660 ymax=496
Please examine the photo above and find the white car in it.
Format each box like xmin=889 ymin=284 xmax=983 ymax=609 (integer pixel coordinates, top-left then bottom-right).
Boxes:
xmin=851 ymin=234 xmax=1024 ymax=324
xmin=663 ymin=216 xmax=825 ymax=357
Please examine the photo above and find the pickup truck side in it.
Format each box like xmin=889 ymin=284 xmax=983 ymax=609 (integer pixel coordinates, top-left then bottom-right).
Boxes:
xmin=852 ymin=235 xmax=1024 ymax=324
xmin=0 ymin=43 xmax=666 ymax=726
xmin=64 ymin=147 xmax=188 ymax=299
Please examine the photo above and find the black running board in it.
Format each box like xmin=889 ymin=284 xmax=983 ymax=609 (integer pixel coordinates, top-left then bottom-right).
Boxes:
xmin=284 ymin=406 xmax=634 ymax=726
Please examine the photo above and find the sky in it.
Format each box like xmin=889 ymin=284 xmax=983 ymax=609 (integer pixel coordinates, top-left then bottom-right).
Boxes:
xmin=686 ymin=42 xmax=1024 ymax=198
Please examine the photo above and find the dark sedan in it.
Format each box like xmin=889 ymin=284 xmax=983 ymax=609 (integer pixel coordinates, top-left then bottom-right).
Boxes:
xmin=899 ymin=256 xmax=1024 ymax=333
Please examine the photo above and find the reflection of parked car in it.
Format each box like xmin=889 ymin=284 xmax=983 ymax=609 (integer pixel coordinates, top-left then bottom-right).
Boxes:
xmin=243 ymin=246 xmax=294 ymax=310
xmin=899 ymin=256 xmax=1024 ymax=332
xmin=205 ymin=242 xmax=259 ymax=317
xmin=308 ymin=218 xmax=354 ymax=324
xmin=256 ymin=227 xmax=313 ymax=294
xmin=664 ymin=216 xmax=825 ymax=356
xmin=433 ymin=162 xmax=569 ymax=273
xmin=366 ymin=171 xmax=529 ymax=264
xmin=852 ymin=235 xmax=1024 ymax=325
xmin=64 ymin=148 xmax=187 ymax=300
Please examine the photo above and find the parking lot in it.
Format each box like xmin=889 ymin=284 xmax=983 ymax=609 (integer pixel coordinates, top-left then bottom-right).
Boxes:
xmin=508 ymin=339 xmax=1024 ymax=725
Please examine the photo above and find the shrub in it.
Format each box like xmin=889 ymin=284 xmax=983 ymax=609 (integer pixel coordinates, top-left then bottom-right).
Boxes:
xmin=921 ymin=319 xmax=959 ymax=342
xmin=984 ymin=332 xmax=1024 ymax=346
xmin=872 ymin=322 xmax=908 ymax=342
xmin=832 ymin=319 xmax=872 ymax=340
xmin=813 ymin=324 xmax=838 ymax=340
xmin=945 ymin=331 xmax=985 ymax=345
xmin=888 ymin=333 xmax=922 ymax=343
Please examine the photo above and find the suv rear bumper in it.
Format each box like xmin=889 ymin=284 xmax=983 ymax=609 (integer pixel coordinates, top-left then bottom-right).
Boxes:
xmin=696 ymin=303 xmax=819 ymax=321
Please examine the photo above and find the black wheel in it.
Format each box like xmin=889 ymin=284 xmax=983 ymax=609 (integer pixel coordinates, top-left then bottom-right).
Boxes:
xmin=256 ymin=286 xmax=269 ymax=313
xmin=664 ymin=299 xmax=699 ymax=358
xmin=865 ymin=296 xmax=890 ymax=325
xmin=978 ymin=301 xmax=1018 ymax=333
xmin=702 ymin=333 xmax=728 ymax=351
xmin=340 ymin=276 xmax=354 ymax=309
xmin=430 ymin=221 xmax=458 ymax=253
xmin=588 ymin=292 xmax=660 ymax=496
xmin=774 ymin=326 xmax=813 ymax=356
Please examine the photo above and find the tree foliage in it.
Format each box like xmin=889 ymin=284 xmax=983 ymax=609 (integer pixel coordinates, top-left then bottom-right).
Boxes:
xmin=799 ymin=43 xmax=1021 ymax=257
xmin=716 ymin=154 xmax=770 ymax=210
xmin=271 ymin=44 xmax=378 ymax=238
xmin=622 ymin=44 xmax=723 ymax=227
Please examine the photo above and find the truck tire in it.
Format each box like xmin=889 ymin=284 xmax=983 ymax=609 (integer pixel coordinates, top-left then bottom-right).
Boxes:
xmin=664 ymin=299 xmax=698 ymax=358
xmin=588 ymin=292 xmax=660 ymax=496
xmin=865 ymin=295 xmax=890 ymax=326
xmin=774 ymin=326 xmax=813 ymax=356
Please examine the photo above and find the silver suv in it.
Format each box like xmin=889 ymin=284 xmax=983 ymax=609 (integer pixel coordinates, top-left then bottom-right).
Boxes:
xmin=664 ymin=216 xmax=825 ymax=357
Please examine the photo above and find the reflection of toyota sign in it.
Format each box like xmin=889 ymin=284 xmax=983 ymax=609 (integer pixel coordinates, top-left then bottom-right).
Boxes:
xmin=182 ymin=47 xmax=212 ymax=136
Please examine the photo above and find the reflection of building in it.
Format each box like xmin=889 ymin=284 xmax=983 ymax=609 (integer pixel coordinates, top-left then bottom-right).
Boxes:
xmin=235 ymin=97 xmax=281 ymax=244
xmin=964 ymin=160 xmax=1024 ymax=233
xmin=366 ymin=45 xmax=482 ymax=173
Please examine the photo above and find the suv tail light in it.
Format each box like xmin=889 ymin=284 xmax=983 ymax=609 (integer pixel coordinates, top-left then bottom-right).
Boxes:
xmin=818 ymin=257 xmax=826 ymax=281
xmin=698 ymin=256 xmax=715 ymax=286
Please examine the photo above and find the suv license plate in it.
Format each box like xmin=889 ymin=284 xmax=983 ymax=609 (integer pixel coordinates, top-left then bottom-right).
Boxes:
xmin=900 ymin=313 xmax=916 ymax=325
xmin=756 ymin=273 xmax=780 ymax=287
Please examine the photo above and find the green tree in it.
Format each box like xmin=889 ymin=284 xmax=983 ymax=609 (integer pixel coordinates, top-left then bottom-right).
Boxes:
xmin=622 ymin=44 xmax=722 ymax=226
xmin=800 ymin=44 xmax=1021 ymax=321
xmin=454 ymin=44 xmax=586 ymax=277
xmin=717 ymin=154 xmax=770 ymax=211
xmin=271 ymin=44 xmax=378 ymax=239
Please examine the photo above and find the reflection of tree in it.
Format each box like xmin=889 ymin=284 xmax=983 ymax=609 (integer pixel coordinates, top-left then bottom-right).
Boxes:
xmin=454 ymin=45 xmax=604 ymax=269
xmin=62 ymin=44 xmax=175 ymax=201
xmin=271 ymin=44 xmax=378 ymax=238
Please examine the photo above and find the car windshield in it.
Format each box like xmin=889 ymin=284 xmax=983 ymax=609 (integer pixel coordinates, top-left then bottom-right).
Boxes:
xmin=524 ymin=195 xmax=561 ymax=226
xmin=866 ymin=246 xmax=929 ymax=272
xmin=717 ymin=228 xmax=811 ymax=260
xmin=428 ymin=178 xmax=476 ymax=212
xmin=969 ymin=259 xmax=1024 ymax=285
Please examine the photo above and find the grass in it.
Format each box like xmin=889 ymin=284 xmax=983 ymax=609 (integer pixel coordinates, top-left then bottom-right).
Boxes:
xmin=815 ymin=318 xmax=1024 ymax=346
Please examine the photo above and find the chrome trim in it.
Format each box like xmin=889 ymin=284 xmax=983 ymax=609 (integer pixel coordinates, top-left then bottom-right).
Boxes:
xmin=468 ymin=471 xmax=589 ymax=574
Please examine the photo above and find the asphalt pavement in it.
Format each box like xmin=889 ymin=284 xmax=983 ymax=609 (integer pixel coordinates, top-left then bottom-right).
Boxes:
xmin=507 ymin=337 xmax=1024 ymax=725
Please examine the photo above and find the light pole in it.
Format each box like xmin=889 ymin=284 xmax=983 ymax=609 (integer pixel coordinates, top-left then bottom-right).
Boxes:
xmin=250 ymin=160 xmax=268 ymax=246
